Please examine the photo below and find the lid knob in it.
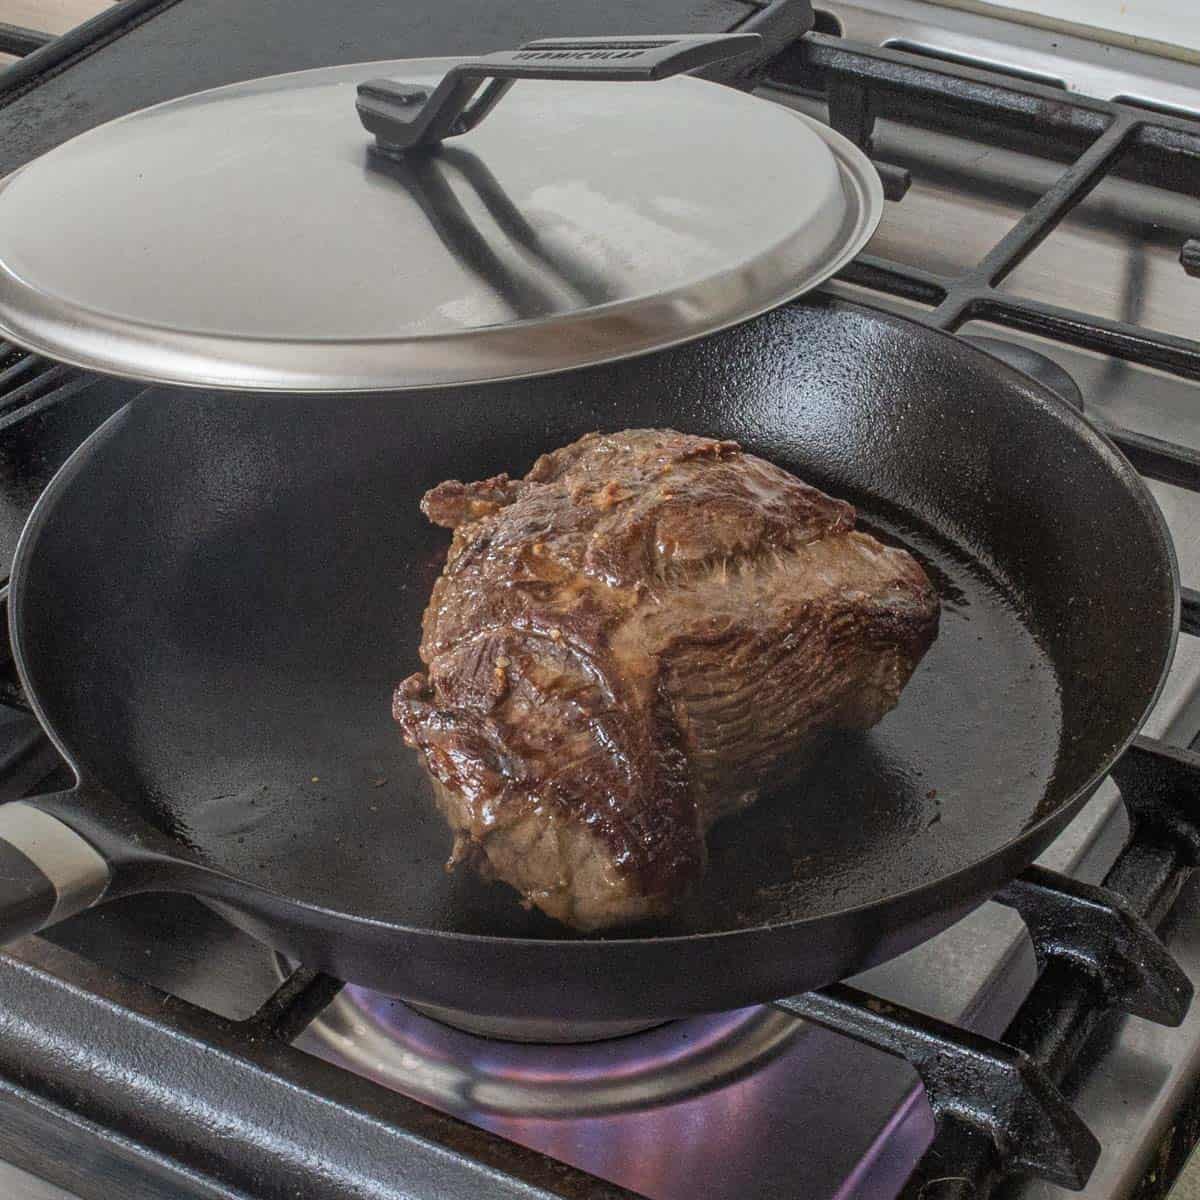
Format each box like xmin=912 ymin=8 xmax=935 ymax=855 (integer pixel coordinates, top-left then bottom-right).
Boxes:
xmin=356 ymin=33 xmax=762 ymax=156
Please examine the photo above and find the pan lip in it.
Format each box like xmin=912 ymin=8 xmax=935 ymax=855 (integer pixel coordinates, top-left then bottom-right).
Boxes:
xmin=9 ymin=399 xmax=138 ymax=781
xmin=5 ymin=302 xmax=1181 ymax=953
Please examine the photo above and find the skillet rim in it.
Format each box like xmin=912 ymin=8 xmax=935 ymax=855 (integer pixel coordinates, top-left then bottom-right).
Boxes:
xmin=6 ymin=297 xmax=1181 ymax=950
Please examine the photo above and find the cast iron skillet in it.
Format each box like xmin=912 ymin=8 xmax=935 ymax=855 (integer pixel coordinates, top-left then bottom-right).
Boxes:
xmin=0 ymin=296 xmax=1178 ymax=1025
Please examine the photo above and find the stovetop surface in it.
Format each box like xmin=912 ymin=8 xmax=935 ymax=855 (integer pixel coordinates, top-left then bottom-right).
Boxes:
xmin=1 ymin=2 xmax=1200 ymax=1199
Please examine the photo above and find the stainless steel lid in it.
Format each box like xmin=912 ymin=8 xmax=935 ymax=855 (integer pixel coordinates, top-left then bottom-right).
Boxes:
xmin=0 ymin=37 xmax=882 ymax=392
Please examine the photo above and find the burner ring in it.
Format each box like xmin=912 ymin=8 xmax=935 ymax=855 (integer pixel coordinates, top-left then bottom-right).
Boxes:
xmin=291 ymin=973 xmax=805 ymax=1119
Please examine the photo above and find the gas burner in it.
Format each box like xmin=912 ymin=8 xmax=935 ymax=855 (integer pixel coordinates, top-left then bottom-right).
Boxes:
xmin=296 ymin=982 xmax=803 ymax=1119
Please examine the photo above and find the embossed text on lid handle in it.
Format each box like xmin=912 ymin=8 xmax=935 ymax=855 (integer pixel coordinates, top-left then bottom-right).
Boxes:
xmin=355 ymin=34 xmax=762 ymax=156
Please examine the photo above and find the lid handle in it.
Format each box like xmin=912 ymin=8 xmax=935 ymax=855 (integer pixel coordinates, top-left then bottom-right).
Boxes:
xmin=356 ymin=33 xmax=762 ymax=155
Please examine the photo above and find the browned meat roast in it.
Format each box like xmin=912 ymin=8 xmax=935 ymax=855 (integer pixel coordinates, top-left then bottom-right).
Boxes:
xmin=394 ymin=430 xmax=939 ymax=931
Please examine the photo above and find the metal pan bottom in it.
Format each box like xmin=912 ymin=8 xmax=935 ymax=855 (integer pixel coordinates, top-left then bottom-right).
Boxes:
xmin=288 ymin=967 xmax=804 ymax=1116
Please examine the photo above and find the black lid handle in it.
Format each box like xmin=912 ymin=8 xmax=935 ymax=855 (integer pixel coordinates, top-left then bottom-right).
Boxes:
xmin=356 ymin=33 xmax=762 ymax=155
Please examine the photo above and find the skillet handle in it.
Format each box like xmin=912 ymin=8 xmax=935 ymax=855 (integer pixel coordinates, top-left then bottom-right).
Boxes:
xmin=0 ymin=801 xmax=110 ymax=941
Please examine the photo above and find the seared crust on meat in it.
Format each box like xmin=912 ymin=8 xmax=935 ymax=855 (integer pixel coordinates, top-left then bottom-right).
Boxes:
xmin=394 ymin=430 xmax=939 ymax=931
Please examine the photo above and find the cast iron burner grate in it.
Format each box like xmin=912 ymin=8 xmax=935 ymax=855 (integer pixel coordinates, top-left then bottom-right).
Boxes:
xmin=0 ymin=5 xmax=1199 ymax=1200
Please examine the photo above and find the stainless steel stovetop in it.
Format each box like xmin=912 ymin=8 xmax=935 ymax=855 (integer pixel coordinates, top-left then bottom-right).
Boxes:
xmin=5 ymin=2 xmax=1200 ymax=1198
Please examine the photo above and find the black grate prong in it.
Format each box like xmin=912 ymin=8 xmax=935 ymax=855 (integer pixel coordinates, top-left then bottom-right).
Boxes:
xmin=995 ymin=863 xmax=1192 ymax=1025
xmin=873 ymin=159 xmax=911 ymax=201
xmin=1099 ymin=423 xmax=1200 ymax=492
xmin=775 ymin=983 xmax=1100 ymax=1189
xmin=1112 ymin=735 xmax=1200 ymax=864
xmin=245 ymin=967 xmax=344 ymax=1042
xmin=1183 ymin=587 xmax=1200 ymax=638
xmin=841 ymin=253 xmax=950 ymax=305
xmin=899 ymin=1119 xmax=995 ymax=1200
xmin=973 ymin=118 xmax=1133 ymax=290
xmin=826 ymin=73 xmax=874 ymax=148
xmin=0 ymin=22 xmax=53 ymax=57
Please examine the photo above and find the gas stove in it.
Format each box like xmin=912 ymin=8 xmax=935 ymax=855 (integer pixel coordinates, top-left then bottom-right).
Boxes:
xmin=0 ymin=1 xmax=1199 ymax=1198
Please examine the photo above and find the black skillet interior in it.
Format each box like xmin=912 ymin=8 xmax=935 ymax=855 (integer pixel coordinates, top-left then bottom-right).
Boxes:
xmin=11 ymin=297 xmax=1176 ymax=956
